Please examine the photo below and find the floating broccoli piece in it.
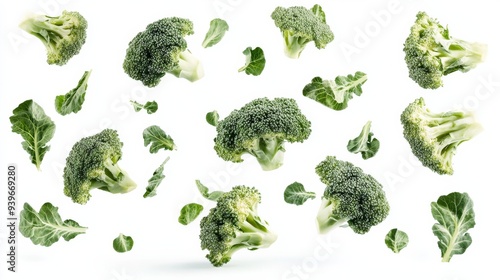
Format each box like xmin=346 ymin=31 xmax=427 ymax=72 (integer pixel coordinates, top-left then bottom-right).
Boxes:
xmin=55 ymin=70 xmax=91 ymax=115
xmin=403 ymin=11 xmax=487 ymax=89
xmin=63 ymin=129 xmax=137 ymax=204
xmin=315 ymin=156 xmax=390 ymax=234
xmin=19 ymin=10 xmax=87 ymax=65
xmin=400 ymin=97 xmax=482 ymax=175
xmin=123 ymin=17 xmax=204 ymax=87
xmin=199 ymin=186 xmax=277 ymax=267
xmin=130 ymin=100 xmax=158 ymax=114
xmin=214 ymin=97 xmax=311 ymax=171
xmin=347 ymin=121 xmax=380 ymax=160
xmin=238 ymin=47 xmax=266 ymax=76
xmin=271 ymin=4 xmax=334 ymax=58
xmin=202 ymin=18 xmax=229 ymax=48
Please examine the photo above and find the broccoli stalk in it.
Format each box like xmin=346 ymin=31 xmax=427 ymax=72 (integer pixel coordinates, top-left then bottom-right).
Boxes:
xmin=316 ymin=198 xmax=349 ymax=234
xmin=89 ymin=158 xmax=136 ymax=194
xmin=246 ymin=137 xmax=285 ymax=171
xmin=19 ymin=10 xmax=87 ymax=66
xmin=169 ymin=49 xmax=204 ymax=82
xmin=282 ymin=30 xmax=312 ymax=59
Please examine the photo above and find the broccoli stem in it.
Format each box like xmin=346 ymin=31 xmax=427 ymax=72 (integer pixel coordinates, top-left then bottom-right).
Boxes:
xmin=283 ymin=30 xmax=309 ymax=59
xmin=316 ymin=197 xmax=348 ymax=234
xmin=90 ymin=158 xmax=137 ymax=194
xmin=228 ymin=210 xmax=278 ymax=255
xmin=432 ymin=38 xmax=487 ymax=75
xmin=19 ymin=15 xmax=70 ymax=53
xmin=248 ymin=137 xmax=285 ymax=171
xmin=169 ymin=49 xmax=204 ymax=82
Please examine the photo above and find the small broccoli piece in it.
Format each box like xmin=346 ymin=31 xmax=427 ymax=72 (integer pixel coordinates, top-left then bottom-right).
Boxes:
xmin=123 ymin=17 xmax=204 ymax=87
xmin=271 ymin=4 xmax=334 ymax=58
xmin=315 ymin=156 xmax=390 ymax=234
xmin=403 ymin=11 xmax=487 ymax=89
xmin=347 ymin=121 xmax=380 ymax=160
xmin=400 ymin=97 xmax=482 ymax=175
xmin=19 ymin=10 xmax=87 ymax=66
xmin=214 ymin=97 xmax=311 ymax=171
xmin=199 ymin=186 xmax=277 ymax=267
xmin=63 ymin=129 xmax=137 ymax=204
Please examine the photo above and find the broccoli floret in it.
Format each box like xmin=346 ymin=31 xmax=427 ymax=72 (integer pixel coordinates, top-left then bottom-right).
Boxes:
xmin=123 ymin=17 xmax=204 ymax=87
xmin=271 ymin=4 xmax=334 ymax=59
xmin=19 ymin=10 xmax=87 ymax=66
xmin=199 ymin=186 xmax=277 ymax=267
xmin=63 ymin=129 xmax=137 ymax=204
xmin=403 ymin=11 xmax=487 ymax=89
xmin=214 ymin=97 xmax=311 ymax=171
xmin=400 ymin=97 xmax=482 ymax=175
xmin=315 ymin=156 xmax=390 ymax=234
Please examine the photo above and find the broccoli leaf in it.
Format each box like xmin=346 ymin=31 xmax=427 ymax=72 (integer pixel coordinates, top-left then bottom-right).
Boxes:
xmin=284 ymin=182 xmax=316 ymax=206
xmin=202 ymin=18 xmax=229 ymax=48
xmin=10 ymin=100 xmax=56 ymax=170
xmin=144 ymin=157 xmax=170 ymax=198
xmin=347 ymin=121 xmax=380 ymax=160
xmin=385 ymin=228 xmax=409 ymax=253
xmin=311 ymin=4 xmax=326 ymax=23
xmin=178 ymin=203 xmax=204 ymax=225
xmin=206 ymin=111 xmax=219 ymax=126
xmin=19 ymin=202 xmax=87 ymax=247
xmin=130 ymin=100 xmax=158 ymax=114
xmin=431 ymin=192 xmax=475 ymax=262
xmin=196 ymin=180 xmax=224 ymax=201
xmin=55 ymin=70 xmax=91 ymax=115
xmin=303 ymin=72 xmax=367 ymax=111
xmin=238 ymin=47 xmax=266 ymax=76
xmin=113 ymin=233 xmax=134 ymax=253
xmin=143 ymin=125 xmax=176 ymax=153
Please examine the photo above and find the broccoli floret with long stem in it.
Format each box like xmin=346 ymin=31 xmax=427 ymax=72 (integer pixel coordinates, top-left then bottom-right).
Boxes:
xmin=401 ymin=97 xmax=482 ymax=175
xmin=199 ymin=186 xmax=277 ymax=267
xmin=271 ymin=5 xmax=334 ymax=59
xmin=315 ymin=156 xmax=390 ymax=234
xmin=123 ymin=17 xmax=204 ymax=87
xmin=19 ymin=10 xmax=87 ymax=66
xmin=63 ymin=129 xmax=137 ymax=204
xmin=403 ymin=11 xmax=487 ymax=89
xmin=213 ymin=97 xmax=311 ymax=171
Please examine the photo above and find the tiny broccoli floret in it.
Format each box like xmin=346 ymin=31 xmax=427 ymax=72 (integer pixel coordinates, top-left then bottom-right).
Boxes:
xmin=400 ymin=97 xmax=482 ymax=175
xmin=271 ymin=5 xmax=334 ymax=58
xmin=199 ymin=186 xmax=277 ymax=267
xmin=19 ymin=10 xmax=87 ymax=66
xmin=315 ymin=156 xmax=390 ymax=235
xmin=63 ymin=129 xmax=137 ymax=204
xmin=403 ymin=11 xmax=487 ymax=89
xmin=123 ymin=17 xmax=204 ymax=87
xmin=214 ymin=97 xmax=312 ymax=171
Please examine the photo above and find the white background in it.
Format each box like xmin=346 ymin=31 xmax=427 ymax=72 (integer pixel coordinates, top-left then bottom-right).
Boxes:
xmin=1 ymin=1 xmax=499 ymax=280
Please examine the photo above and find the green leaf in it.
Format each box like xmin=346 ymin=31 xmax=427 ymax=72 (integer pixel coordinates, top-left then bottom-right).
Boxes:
xmin=206 ymin=111 xmax=219 ymax=126
xmin=238 ymin=47 xmax=266 ymax=76
xmin=10 ymin=100 xmax=56 ymax=170
xmin=143 ymin=125 xmax=176 ymax=153
xmin=130 ymin=100 xmax=158 ymax=114
xmin=19 ymin=202 xmax=87 ymax=247
xmin=202 ymin=18 xmax=229 ymax=48
xmin=311 ymin=4 xmax=326 ymax=23
xmin=55 ymin=70 xmax=91 ymax=115
xmin=178 ymin=203 xmax=204 ymax=225
xmin=143 ymin=157 xmax=170 ymax=198
xmin=431 ymin=192 xmax=475 ymax=262
xmin=196 ymin=180 xmax=224 ymax=201
xmin=385 ymin=228 xmax=409 ymax=253
xmin=347 ymin=121 xmax=380 ymax=160
xmin=113 ymin=233 xmax=134 ymax=253
xmin=284 ymin=182 xmax=316 ymax=206
xmin=303 ymin=72 xmax=367 ymax=111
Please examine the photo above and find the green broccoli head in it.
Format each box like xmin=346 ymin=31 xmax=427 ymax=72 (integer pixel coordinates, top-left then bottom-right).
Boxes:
xmin=400 ymin=97 xmax=482 ymax=175
xmin=214 ymin=97 xmax=312 ymax=171
xmin=315 ymin=156 xmax=390 ymax=234
xmin=403 ymin=11 xmax=487 ymax=89
xmin=199 ymin=186 xmax=277 ymax=267
xmin=19 ymin=10 xmax=87 ymax=66
xmin=63 ymin=129 xmax=137 ymax=204
xmin=123 ymin=17 xmax=204 ymax=87
xmin=271 ymin=4 xmax=334 ymax=59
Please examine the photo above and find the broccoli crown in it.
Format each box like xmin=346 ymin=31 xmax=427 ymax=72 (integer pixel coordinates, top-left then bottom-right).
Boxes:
xmin=199 ymin=186 xmax=277 ymax=267
xmin=19 ymin=10 xmax=87 ymax=65
xmin=400 ymin=97 xmax=482 ymax=175
xmin=123 ymin=17 xmax=203 ymax=87
xmin=403 ymin=11 xmax=487 ymax=89
xmin=214 ymin=97 xmax=311 ymax=171
xmin=271 ymin=5 xmax=334 ymax=58
xmin=315 ymin=156 xmax=389 ymax=234
xmin=63 ymin=129 xmax=136 ymax=204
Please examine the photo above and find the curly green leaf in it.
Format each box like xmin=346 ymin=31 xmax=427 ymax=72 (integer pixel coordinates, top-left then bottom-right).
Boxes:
xmin=143 ymin=125 xmax=176 ymax=153
xmin=55 ymin=70 xmax=91 ymax=115
xmin=284 ymin=182 xmax=316 ymax=206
